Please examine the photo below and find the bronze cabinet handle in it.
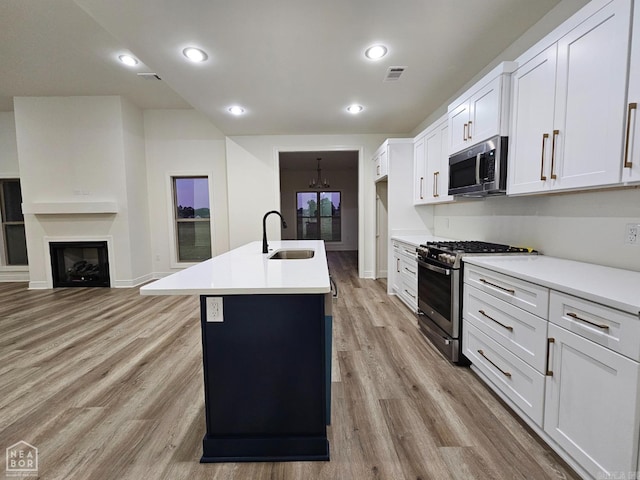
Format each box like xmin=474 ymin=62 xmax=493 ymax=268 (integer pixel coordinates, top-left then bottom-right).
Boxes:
xmin=545 ymin=338 xmax=555 ymax=376
xmin=478 ymin=309 xmax=513 ymax=331
xmin=550 ymin=129 xmax=559 ymax=180
xmin=468 ymin=120 xmax=472 ymax=139
xmin=463 ymin=123 xmax=468 ymax=141
xmin=404 ymin=289 xmax=416 ymax=299
xmin=419 ymin=177 xmax=424 ymax=199
xmin=540 ymin=133 xmax=549 ymax=181
xmin=624 ymin=103 xmax=636 ymax=169
xmin=478 ymin=349 xmax=511 ymax=378
xmin=396 ymin=258 xmax=400 ymax=273
xmin=433 ymin=171 xmax=440 ymax=197
xmin=479 ymin=278 xmax=516 ymax=294
xmin=566 ymin=312 xmax=609 ymax=330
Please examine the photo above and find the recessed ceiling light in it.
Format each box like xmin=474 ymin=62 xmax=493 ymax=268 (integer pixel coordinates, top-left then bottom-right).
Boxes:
xmin=118 ymin=54 xmax=138 ymax=66
xmin=183 ymin=47 xmax=208 ymax=62
xmin=365 ymin=45 xmax=388 ymax=60
xmin=346 ymin=104 xmax=364 ymax=114
xmin=228 ymin=106 xmax=245 ymax=115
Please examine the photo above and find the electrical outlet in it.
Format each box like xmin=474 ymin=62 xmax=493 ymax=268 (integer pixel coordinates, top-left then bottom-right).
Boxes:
xmin=625 ymin=223 xmax=640 ymax=245
xmin=205 ymin=297 xmax=224 ymax=322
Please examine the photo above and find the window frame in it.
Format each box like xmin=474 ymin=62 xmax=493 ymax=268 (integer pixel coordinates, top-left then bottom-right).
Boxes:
xmin=295 ymin=190 xmax=342 ymax=243
xmin=168 ymin=174 xmax=214 ymax=267
xmin=0 ymin=178 xmax=28 ymax=267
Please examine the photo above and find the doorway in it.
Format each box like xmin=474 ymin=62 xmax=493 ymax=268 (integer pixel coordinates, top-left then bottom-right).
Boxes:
xmin=278 ymin=150 xmax=358 ymax=253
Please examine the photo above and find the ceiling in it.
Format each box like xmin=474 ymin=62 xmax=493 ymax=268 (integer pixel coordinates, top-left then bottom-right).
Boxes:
xmin=0 ymin=0 xmax=563 ymax=136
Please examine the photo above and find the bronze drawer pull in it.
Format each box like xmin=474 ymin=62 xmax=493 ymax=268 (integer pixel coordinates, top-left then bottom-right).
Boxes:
xmin=404 ymin=267 xmax=416 ymax=275
xmin=479 ymin=278 xmax=515 ymax=294
xmin=478 ymin=310 xmax=513 ymax=331
xmin=624 ymin=103 xmax=636 ymax=169
xmin=540 ymin=133 xmax=549 ymax=181
xmin=550 ymin=129 xmax=559 ymax=179
xmin=545 ymin=338 xmax=555 ymax=376
xmin=478 ymin=349 xmax=511 ymax=378
xmin=566 ymin=312 xmax=609 ymax=330
xmin=404 ymin=289 xmax=416 ymax=300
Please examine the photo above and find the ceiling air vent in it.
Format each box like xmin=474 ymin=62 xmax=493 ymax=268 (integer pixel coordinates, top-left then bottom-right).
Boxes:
xmin=137 ymin=73 xmax=162 ymax=80
xmin=384 ymin=66 xmax=406 ymax=82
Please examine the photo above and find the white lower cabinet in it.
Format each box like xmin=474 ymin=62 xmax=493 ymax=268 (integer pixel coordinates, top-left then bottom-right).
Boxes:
xmin=463 ymin=262 xmax=640 ymax=480
xmin=464 ymin=322 xmax=545 ymax=425
xmin=544 ymin=323 xmax=640 ymax=479
xmin=391 ymin=240 xmax=417 ymax=312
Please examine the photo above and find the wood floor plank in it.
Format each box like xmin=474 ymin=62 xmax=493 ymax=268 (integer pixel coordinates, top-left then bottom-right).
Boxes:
xmin=0 ymin=251 xmax=581 ymax=479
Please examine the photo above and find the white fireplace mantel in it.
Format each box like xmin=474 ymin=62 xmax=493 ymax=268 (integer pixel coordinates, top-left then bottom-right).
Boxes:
xmin=22 ymin=201 xmax=118 ymax=215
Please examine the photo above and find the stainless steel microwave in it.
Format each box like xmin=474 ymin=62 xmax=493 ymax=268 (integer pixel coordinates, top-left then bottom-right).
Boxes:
xmin=448 ymin=135 xmax=508 ymax=197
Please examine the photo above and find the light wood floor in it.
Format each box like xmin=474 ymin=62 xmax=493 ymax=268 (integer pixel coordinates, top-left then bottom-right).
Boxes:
xmin=0 ymin=252 xmax=579 ymax=480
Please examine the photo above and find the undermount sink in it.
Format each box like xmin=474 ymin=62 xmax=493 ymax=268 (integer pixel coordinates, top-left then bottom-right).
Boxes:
xmin=268 ymin=249 xmax=315 ymax=260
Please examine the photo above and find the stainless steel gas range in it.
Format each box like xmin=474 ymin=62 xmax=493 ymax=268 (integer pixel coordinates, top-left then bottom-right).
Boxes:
xmin=416 ymin=240 xmax=536 ymax=363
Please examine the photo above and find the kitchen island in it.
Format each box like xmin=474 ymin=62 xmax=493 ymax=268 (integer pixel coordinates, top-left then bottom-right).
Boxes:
xmin=140 ymin=240 xmax=331 ymax=463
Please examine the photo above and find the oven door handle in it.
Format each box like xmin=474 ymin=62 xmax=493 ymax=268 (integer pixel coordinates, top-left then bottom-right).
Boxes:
xmin=417 ymin=259 xmax=451 ymax=276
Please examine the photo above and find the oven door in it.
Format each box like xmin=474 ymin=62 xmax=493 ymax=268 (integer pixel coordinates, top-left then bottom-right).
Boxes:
xmin=416 ymin=259 xmax=460 ymax=338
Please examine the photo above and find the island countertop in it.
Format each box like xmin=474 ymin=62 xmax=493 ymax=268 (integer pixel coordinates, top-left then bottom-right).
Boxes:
xmin=140 ymin=240 xmax=330 ymax=296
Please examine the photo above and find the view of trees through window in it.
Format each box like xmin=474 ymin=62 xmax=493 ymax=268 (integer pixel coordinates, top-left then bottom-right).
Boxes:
xmin=296 ymin=191 xmax=341 ymax=242
xmin=173 ymin=177 xmax=212 ymax=262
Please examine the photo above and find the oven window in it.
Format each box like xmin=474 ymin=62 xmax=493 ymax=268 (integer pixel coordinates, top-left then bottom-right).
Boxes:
xmin=449 ymin=157 xmax=477 ymax=189
xmin=417 ymin=263 xmax=452 ymax=323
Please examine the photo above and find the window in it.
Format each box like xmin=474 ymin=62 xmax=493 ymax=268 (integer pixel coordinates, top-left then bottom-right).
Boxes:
xmin=296 ymin=191 xmax=341 ymax=242
xmin=172 ymin=177 xmax=212 ymax=262
xmin=0 ymin=179 xmax=28 ymax=266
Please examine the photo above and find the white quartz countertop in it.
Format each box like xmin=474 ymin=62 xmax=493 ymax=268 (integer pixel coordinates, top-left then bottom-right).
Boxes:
xmin=463 ymin=255 xmax=640 ymax=316
xmin=140 ymin=240 xmax=330 ymax=296
xmin=391 ymin=234 xmax=455 ymax=247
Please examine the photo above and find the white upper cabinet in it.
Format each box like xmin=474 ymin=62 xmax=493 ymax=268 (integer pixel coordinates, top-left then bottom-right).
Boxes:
xmin=623 ymin=0 xmax=640 ymax=183
xmin=508 ymin=45 xmax=558 ymax=194
xmin=508 ymin=0 xmax=633 ymax=195
xmin=414 ymin=114 xmax=452 ymax=205
xmin=373 ymin=142 xmax=389 ymax=182
xmin=448 ymin=62 xmax=516 ymax=155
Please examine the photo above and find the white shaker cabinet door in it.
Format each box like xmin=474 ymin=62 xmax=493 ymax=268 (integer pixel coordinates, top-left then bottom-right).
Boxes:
xmin=508 ymin=44 xmax=557 ymax=195
xmin=413 ymin=135 xmax=427 ymax=204
xmin=551 ymin=0 xmax=631 ymax=190
xmin=468 ymin=76 xmax=501 ymax=147
xmin=623 ymin=0 xmax=640 ymax=183
xmin=544 ymin=323 xmax=640 ymax=480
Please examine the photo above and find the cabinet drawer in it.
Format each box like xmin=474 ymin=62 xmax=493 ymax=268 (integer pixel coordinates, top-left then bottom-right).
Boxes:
xmin=393 ymin=241 xmax=418 ymax=260
xmin=399 ymin=257 xmax=417 ymax=283
xmin=464 ymin=285 xmax=549 ymax=372
xmin=464 ymin=264 xmax=549 ymax=318
xmin=398 ymin=277 xmax=418 ymax=311
xmin=464 ymin=322 xmax=545 ymax=426
xmin=549 ymin=291 xmax=640 ymax=361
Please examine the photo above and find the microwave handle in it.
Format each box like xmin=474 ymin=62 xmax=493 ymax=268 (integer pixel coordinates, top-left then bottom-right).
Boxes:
xmin=475 ymin=153 xmax=481 ymax=185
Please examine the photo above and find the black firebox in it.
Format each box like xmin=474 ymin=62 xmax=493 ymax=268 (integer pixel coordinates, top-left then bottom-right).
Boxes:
xmin=50 ymin=241 xmax=110 ymax=288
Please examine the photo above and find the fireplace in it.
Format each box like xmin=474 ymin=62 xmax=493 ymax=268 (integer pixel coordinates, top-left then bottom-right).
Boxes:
xmin=49 ymin=241 xmax=110 ymax=287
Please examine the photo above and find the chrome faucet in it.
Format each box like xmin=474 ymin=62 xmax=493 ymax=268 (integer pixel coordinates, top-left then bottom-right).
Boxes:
xmin=262 ymin=210 xmax=287 ymax=253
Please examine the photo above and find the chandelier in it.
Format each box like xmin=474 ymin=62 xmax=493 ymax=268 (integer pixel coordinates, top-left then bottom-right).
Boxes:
xmin=309 ymin=158 xmax=330 ymax=189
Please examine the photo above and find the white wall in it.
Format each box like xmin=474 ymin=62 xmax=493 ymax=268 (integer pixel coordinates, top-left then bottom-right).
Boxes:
xmin=226 ymin=134 xmax=389 ymax=277
xmin=13 ymin=96 xmax=146 ymax=287
xmin=121 ymin=98 xmax=152 ymax=283
xmin=432 ymin=188 xmax=640 ymax=272
xmin=0 ymin=112 xmax=28 ymax=281
xmin=279 ymin=167 xmax=358 ymax=251
xmin=144 ymin=109 xmax=229 ymax=277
